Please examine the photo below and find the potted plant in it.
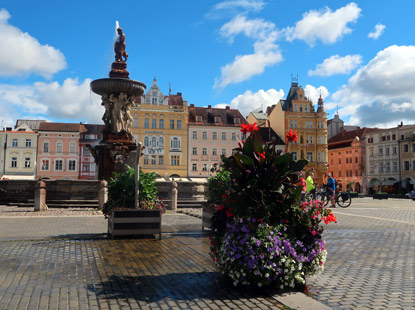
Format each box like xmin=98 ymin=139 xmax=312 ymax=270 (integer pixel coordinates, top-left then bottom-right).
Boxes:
xmin=373 ymin=192 xmax=388 ymax=200
xmin=209 ymin=125 xmax=337 ymax=291
xmin=103 ymin=166 xmax=165 ymax=238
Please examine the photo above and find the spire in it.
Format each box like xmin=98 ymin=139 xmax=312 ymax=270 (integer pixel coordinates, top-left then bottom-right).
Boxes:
xmin=153 ymin=76 xmax=157 ymax=85
xmin=317 ymin=94 xmax=325 ymax=113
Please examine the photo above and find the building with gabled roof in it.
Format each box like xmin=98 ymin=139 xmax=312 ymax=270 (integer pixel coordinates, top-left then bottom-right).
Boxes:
xmin=187 ymin=104 xmax=246 ymax=178
xmin=79 ymin=124 xmax=105 ymax=180
xmin=246 ymin=112 xmax=267 ymax=127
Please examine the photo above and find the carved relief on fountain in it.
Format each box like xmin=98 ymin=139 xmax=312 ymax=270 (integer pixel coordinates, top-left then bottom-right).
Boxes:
xmin=101 ymin=92 xmax=136 ymax=135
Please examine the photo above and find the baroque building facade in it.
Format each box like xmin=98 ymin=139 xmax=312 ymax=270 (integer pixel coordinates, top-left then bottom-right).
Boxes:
xmin=266 ymin=81 xmax=328 ymax=185
xmin=130 ymin=78 xmax=188 ymax=177
xmin=187 ymin=105 xmax=246 ymax=178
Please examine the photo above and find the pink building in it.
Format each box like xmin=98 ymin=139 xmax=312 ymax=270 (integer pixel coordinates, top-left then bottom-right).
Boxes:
xmin=79 ymin=124 xmax=104 ymax=180
xmin=37 ymin=123 xmax=85 ymax=180
xmin=187 ymin=105 xmax=246 ymax=177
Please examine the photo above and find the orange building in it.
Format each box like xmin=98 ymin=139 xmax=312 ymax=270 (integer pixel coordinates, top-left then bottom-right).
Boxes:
xmin=328 ymin=127 xmax=375 ymax=193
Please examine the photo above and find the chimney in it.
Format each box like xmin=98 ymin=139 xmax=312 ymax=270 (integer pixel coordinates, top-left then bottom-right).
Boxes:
xmin=208 ymin=105 xmax=212 ymax=109
xmin=190 ymin=104 xmax=194 ymax=108
xmin=226 ymin=106 xmax=230 ymax=110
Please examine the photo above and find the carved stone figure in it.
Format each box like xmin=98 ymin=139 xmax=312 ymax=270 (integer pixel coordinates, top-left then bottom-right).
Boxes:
xmin=110 ymin=94 xmax=123 ymax=132
xmin=114 ymin=28 xmax=128 ymax=62
xmin=101 ymin=94 xmax=112 ymax=129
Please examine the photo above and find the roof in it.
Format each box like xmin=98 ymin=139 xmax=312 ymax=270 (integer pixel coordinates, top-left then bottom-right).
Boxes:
xmin=167 ymin=93 xmax=184 ymax=106
xmin=281 ymin=82 xmax=300 ymax=111
xmin=328 ymin=127 xmax=377 ymax=149
xmin=250 ymin=112 xmax=267 ymax=120
xmin=38 ymin=122 xmax=86 ymax=133
xmin=188 ymin=106 xmax=247 ymax=126
xmin=257 ymin=127 xmax=285 ymax=145
xmin=83 ymin=124 xmax=105 ymax=134
xmin=15 ymin=119 xmax=46 ymax=131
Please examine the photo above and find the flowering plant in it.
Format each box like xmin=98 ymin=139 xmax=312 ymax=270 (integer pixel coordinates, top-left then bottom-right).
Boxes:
xmin=211 ymin=218 xmax=327 ymax=289
xmin=208 ymin=121 xmax=335 ymax=289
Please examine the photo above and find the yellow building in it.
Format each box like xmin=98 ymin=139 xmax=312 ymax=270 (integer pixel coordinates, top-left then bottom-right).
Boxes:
xmin=265 ymin=81 xmax=328 ymax=185
xmin=130 ymin=78 xmax=188 ymax=177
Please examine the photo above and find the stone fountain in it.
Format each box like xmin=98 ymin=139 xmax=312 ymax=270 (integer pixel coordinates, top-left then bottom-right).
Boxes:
xmin=90 ymin=24 xmax=146 ymax=180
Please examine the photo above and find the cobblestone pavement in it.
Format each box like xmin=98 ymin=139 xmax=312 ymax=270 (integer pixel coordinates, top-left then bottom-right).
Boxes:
xmin=308 ymin=197 xmax=415 ymax=310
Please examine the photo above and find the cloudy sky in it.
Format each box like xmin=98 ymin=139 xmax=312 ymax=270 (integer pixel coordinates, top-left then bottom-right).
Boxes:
xmin=0 ymin=1 xmax=414 ymax=128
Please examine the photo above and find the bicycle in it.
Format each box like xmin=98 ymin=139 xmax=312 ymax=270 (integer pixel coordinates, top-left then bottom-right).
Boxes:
xmin=318 ymin=189 xmax=352 ymax=208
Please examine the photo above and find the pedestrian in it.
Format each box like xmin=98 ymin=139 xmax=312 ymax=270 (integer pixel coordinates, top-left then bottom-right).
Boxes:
xmin=306 ymin=172 xmax=315 ymax=198
xmin=327 ymin=173 xmax=336 ymax=208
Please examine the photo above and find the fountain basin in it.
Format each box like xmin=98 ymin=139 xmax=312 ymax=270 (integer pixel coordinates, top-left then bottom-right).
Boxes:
xmin=91 ymin=78 xmax=146 ymax=96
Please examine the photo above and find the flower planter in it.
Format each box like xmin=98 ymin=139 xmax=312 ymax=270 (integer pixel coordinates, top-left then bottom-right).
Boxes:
xmin=202 ymin=205 xmax=215 ymax=230
xmin=349 ymin=192 xmax=358 ymax=198
xmin=108 ymin=209 xmax=161 ymax=239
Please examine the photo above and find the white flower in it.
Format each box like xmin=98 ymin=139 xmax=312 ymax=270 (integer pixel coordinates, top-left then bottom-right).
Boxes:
xmin=258 ymin=282 xmax=262 ymax=287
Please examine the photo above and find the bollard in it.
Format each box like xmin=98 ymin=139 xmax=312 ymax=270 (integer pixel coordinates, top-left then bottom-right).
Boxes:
xmin=34 ymin=180 xmax=47 ymax=211
xmin=170 ymin=181 xmax=178 ymax=212
xmin=98 ymin=180 xmax=108 ymax=210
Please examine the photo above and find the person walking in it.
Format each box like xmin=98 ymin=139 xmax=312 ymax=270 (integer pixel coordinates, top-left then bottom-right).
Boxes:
xmin=327 ymin=173 xmax=336 ymax=208
xmin=306 ymin=172 xmax=315 ymax=199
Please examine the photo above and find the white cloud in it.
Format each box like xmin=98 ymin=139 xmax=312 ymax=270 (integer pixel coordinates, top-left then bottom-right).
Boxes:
xmin=304 ymin=85 xmax=330 ymax=106
xmin=330 ymin=45 xmax=415 ymax=127
xmin=215 ymin=88 xmax=285 ymax=118
xmin=0 ymin=78 xmax=103 ymax=125
xmin=284 ymin=2 xmax=361 ymax=46
xmin=0 ymin=9 xmax=66 ymax=78
xmin=206 ymin=0 xmax=265 ymax=19
xmin=368 ymin=23 xmax=386 ymax=40
xmin=308 ymin=54 xmax=362 ymax=76
xmin=214 ymin=15 xmax=282 ymax=88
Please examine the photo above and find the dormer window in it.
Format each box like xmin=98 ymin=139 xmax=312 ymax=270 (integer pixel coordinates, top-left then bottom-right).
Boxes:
xmin=214 ymin=116 xmax=221 ymax=123
xmin=305 ymin=105 xmax=308 ymax=112
xmin=196 ymin=116 xmax=202 ymax=122
xmin=234 ymin=118 xmax=240 ymax=124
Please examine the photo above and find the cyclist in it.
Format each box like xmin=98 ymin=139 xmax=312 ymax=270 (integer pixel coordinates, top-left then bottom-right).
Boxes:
xmin=306 ymin=172 xmax=316 ymax=199
xmin=327 ymin=173 xmax=336 ymax=208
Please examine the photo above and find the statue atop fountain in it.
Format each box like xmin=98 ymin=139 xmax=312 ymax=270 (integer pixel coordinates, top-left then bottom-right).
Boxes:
xmin=90 ymin=22 xmax=146 ymax=180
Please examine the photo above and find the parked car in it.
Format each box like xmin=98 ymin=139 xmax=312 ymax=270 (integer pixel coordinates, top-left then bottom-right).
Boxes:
xmin=405 ymin=191 xmax=415 ymax=199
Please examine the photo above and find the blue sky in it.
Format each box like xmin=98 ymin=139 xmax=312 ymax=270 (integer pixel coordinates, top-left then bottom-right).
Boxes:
xmin=0 ymin=0 xmax=414 ymax=128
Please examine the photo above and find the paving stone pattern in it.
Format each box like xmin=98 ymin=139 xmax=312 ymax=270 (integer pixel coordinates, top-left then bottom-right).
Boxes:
xmin=308 ymin=198 xmax=415 ymax=310
xmin=0 ymin=237 xmax=286 ymax=310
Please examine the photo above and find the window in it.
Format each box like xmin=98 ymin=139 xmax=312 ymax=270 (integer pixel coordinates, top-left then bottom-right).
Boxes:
xmin=192 ymin=147 xmax=197 ymax=155
xmin=385 ymin=147 xmax=390 ymax=155
xmin=177 ymin=120 xmax=182 ymax=130
xmin=171 ymin=137 xmax=180 ymax=149
xmin=151 ymin=137 xmax=156 ymax=146
xmin=339 ymin=158 xmax=341 ymax=164
xmin=171 ymin=155 xmax=180 ymax=166
xmin=309 ymin=121 xmax=313 ymax=128
xmin=378 ymin=147 xmax=383 ymax=156
xmin=82 ymin=163 xmax=89 ymax=172
xmin=404 ymin=144 xmax=409 ymax=152
xmin=294 ymin=121 xmax=297 ymax=128
xmin=290 ymin=120 xmax=293 ymax=128
xmin=291 ymin=152 xmax=298 ymax=161
xmin=202 ymin=148 xmax=207 ymax=155
xmin=214 ymin=116 xmax=221 ymax=123
xmin=305 ymin=105 xmax=308 ymax=112
xmin=392 ymin=147 xmax=397 ymax=155
xmin=232 ymin=133 xmax=236 ymax=141
xmin=404 ymin=161 xmax=410 ymax=171
xmin=152 ymin=119 xmax=157 ymax=129
xmin=133 ymin=118 xmax=138 ymax=128
xmin=10 ymin=157 xmax=17 ymax=168
xmin=202 ymin=164 xmax=208 ymax=171
xmin=192 ymin=163 xmax=198 ymax=171
xmin=25 ymin=139 xmax=32 ymax=147
xmin=37 ymin=141 xmax=47 ymax=156
xmin=151 ymin=155 xmax=156 ymax=165
xmin=294 ymin=105 xmax=297 ymax=112
xmin=412 ymin=144 xmax=415 ymax=152
xmin=355 ymin=157 xmax=358 ymax=163
xmin=144 ymin=137 xmax=149 ymax=147
xmin=203 ymin=132 xmax=207 ymax=139
xmin=144 ymin=118 xmax=149 ymax=129
xmin=234 ymin=118 xmax=240 ymax=124
xmin=222 ymin=149 xmax=226 ymax=156
xmin=222 ymin=132 xmax=226 ymax=140
xmin=12 ymin=139 xmax=18 ymax=147
xmin=170 ymin=120 xmax=174 ymax=129
xmin=24 ymin=157 xmax=31 ymax=168
xmin=212 ymin=132 xmax=217 ymax=140
xmin=55 ymin=160 xmax=63 ymax=171
xmin=307 ymin=152 xmax=313 ymax=162
xmin=70 ymin=142 xmax=76 ymax=154
xmin=83 ymin=147 xmax=90 ymax=156
xmin=412 ymin=160 xmax=415 ymax=170
xmin=192 ymin=131 xmax=197 ymax=139
xmin=159 ymin=119 xmax=164 ymax=129
xmin=144 ymin=156 xmax=149 ymax=165
xmin=56 ymin=143 xmax=63 ymax=154
xmin=392 ymin=134 xmax=396 ymax=140
xmin=212 ymin=148 xmax=217 ymax=155
xmin=385 ymin=162 xmax=390 ymax=172
xmin=299 ymin=105 xmax=303 ymax=112
xmin=159 ymin=137 xmax=164 ymax=147
xmin=68 ymin=160 xmax=76 ymax=171
xmin=158 ymin=156 xmax=163 ymax=165
xmin=196 ymin=116 xmax=202 ymax=122
xmin=41 ymin=160 xmax=49 ymax=171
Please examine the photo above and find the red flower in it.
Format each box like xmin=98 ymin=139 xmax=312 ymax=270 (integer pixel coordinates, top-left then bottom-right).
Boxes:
xmin=257 ymin=151 xmax=266 ymax=160
xmin=240 ymin=123 xmax=259 ymax=135
xmin=323 ymin=213 xmax=337 ymax=224
xmin=216 ymin=205 xmax=224 ymax=211
xmin=225 ymin=208 xmax=233 ymax=217
xmin=240 ymin=123 xmax=249 ymax=135
xmin=286 ymin=129 xmax=298 ymax=143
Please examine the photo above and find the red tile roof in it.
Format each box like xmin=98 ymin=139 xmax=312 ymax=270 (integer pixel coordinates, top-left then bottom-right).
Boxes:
xmin=328 ymin=127 xmax=377 ymax=149
xmin=188 ymin=106 xmax=247 ymax=126
xmin=38 ymin=122 xmax=86 ymax=133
